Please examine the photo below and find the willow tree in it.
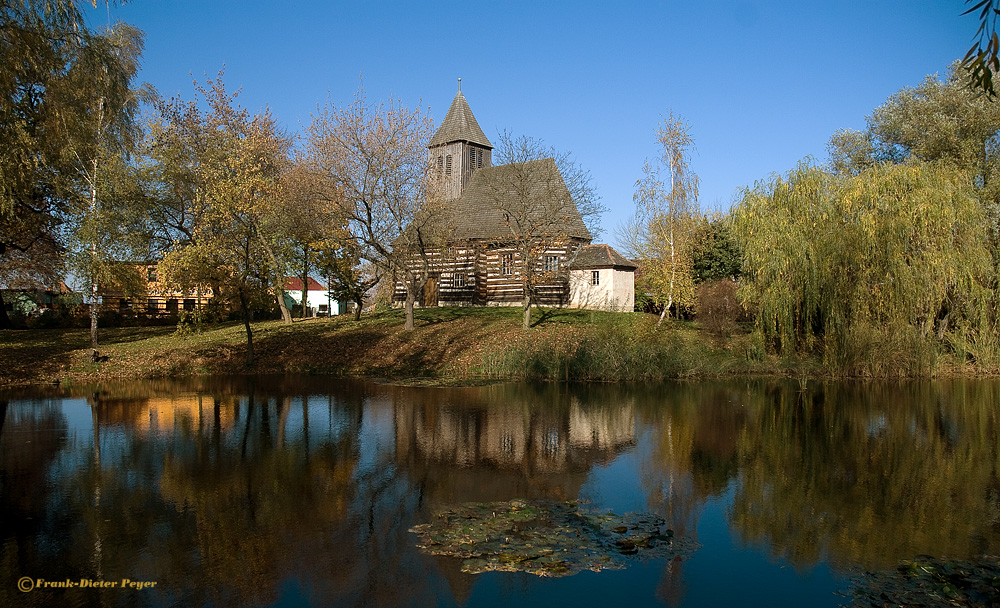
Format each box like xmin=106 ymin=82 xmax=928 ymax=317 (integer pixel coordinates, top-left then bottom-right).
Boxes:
xmin=733 ymin=161 xmax=994 ymax=372
xmin=828 ymin=63 xmax=1000 ymax=246
xmin=625 ymin=114 xmax=700 ymax=325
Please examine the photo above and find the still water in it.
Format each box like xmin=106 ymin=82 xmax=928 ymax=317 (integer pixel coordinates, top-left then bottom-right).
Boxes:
xmin=1 ymin=377 xmax=998 ymax=607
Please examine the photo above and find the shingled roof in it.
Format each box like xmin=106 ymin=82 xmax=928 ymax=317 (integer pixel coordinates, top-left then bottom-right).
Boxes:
xmin=439 ymin=158 xmax=591 ymax=242
xmin=429 ymin=91 xmax=492 ymax=148
xmin=569 ymin=244 xmax=637 ymax=270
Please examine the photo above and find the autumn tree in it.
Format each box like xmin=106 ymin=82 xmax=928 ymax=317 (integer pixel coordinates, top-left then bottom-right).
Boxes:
xmin=279 ymin=162 xmax=349 ymax=318
xmin=484 ymin=132 xmax=603 ymax=330
xmin=314 ymin=239 xmax=378 ymax=321
xmin=303 ymin=86 xmax=437 ymax=330
xmin=153 ymin=74 xmax=292 ymax=365
xmin=623 ymin=114 xmax=700 ymax=326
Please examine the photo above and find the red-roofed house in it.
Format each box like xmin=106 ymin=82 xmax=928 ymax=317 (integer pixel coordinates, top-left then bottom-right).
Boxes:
xmin=283 ymin=277 xmax=338 ymax=317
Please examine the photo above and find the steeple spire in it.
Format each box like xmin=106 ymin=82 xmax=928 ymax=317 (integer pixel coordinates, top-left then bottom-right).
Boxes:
xmin=428 ymin=85 xmax=493 ymax=199
xmin=429 ymin=87 xmax=492 ymax=149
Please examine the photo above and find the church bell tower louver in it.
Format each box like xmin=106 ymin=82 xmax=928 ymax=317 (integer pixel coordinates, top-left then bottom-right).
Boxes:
xmin=428 ymin=80 xmax=492 ymax=200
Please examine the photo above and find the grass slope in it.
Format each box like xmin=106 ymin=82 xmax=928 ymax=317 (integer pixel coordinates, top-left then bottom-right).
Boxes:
xmin=1 ymin=307 xmax=785 ymax=387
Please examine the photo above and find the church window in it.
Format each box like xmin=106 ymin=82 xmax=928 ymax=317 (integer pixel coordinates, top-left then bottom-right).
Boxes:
xmin=437 ymin=156 xmax=443 ymax=175
xmin=454 ymin=273 xmax=466 ymax=287
xmin=501 ymin=253 xmax=513 ymax=276
xmin=446 ymin=155 xmax=452 ymax=175
xmin=544 ymin=255 xmax=559 ymax=272
xmin=591 ymin=270 xmax=600 ymax=285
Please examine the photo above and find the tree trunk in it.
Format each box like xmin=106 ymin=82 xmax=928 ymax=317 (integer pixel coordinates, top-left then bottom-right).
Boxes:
xmin=239 ymin=290 xmax=255 ymax=367
xmin=300 ymin=246 xmax=309 ymax=319
xmin=89 ymin=150 xmax=100 ymax=349
xmin=256 ymin=232 xmax=292 ymax=324
xmin=404 ymin=278 xmax=415 ymax=331
xmin=522 ymin=288 xmax=532 ymax=330
xmin=353 ymin=293 xmax=363 ymax=321
xmin=0 ymin=291 xmax=12 ymax=329
xmin=90 ymin=286 xmax=99 ymax=348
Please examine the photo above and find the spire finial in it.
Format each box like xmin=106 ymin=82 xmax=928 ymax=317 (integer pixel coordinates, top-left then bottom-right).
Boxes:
xmin=458 ymin=77 xmax=462 ymax=93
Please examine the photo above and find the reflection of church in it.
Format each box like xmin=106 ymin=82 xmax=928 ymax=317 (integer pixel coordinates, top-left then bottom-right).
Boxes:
xmin=393 ymin=388 xmax=635 ymax=501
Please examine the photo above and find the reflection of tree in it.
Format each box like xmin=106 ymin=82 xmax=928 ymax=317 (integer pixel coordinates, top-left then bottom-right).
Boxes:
xmin=635 ymin=383 xmax=746 ymax=536
xmin=2 ymin=378 xmax=458 ymax=607
xmin=730 ymin=381 xmax=1000 ymax=570
xmin=0 ymin=401 xmax=69 ymax=608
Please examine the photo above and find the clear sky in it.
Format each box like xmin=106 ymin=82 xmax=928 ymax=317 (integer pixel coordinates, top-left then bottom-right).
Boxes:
xmin=85 ymin=0 xmax=972 ymax=246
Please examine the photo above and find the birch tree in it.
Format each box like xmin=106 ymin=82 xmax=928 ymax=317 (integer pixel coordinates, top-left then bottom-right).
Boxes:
xmin=627 ymin=114 xmax=699 ymax=326
xmin=61 ymin=22 xmax=147 ymax=347
xmin=0 ymin=1 xmax=143 ymax=331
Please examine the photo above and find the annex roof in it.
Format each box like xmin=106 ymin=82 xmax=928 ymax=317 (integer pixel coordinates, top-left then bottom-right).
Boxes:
xmin=429 ymin=91 xmax=493 ymax=149
xmin=569 ymin=244 xmax=637 ymax=270
xmin=439 ymin=158 xmax=591 ymax=242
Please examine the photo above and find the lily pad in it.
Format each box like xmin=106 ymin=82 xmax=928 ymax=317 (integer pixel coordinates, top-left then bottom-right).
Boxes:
xmin=846 ymin=555 xmax=1000 ymax=608
xmin=409 ymin=499 xmax=700 ymax=577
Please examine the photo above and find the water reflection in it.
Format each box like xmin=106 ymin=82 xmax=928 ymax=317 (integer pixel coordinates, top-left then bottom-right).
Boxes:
xmin=728 ymin=381 xmax=1000 ymax=570
xmin=0 ymin=378 xmax=998 ymax=607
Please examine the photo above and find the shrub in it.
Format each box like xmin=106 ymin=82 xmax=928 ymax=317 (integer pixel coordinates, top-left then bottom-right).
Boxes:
xmin=695 ymin=279 xmax=747 ymax=338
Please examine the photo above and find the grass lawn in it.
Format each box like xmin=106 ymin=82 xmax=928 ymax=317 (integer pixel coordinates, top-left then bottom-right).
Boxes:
xmin=0 ymin=306 xmax=797 ymax=388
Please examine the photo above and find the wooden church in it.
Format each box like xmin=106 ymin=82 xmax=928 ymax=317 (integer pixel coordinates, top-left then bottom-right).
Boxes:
xmin=394 ymin=87 xmax=635 ymax=312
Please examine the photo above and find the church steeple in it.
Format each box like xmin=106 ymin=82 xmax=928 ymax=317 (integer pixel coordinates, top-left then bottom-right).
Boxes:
xmin=429 ymin=83 xmax=492 ymax=199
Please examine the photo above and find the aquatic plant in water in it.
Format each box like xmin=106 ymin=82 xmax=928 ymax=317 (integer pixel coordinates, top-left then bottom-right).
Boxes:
xmin=408 ymin=499 xmax=700 ymax=577
xmin=846 ymin=555 xmax=1000 ymax=608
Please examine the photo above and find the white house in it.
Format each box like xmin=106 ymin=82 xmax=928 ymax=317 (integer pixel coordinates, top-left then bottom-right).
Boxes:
xmin=283 ymin=277 xmax=339 ymax=317
xmin=568 ymin=244 xmax=636 ymax=312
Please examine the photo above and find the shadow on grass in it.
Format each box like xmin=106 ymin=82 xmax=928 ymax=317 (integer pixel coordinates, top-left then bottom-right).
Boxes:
xmin=0 ymin=328 xmax=92 ymax=385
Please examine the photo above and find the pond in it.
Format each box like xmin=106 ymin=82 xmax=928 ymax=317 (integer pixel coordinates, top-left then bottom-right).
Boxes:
xmin=1 ymin=377 xmax=998 ymax=607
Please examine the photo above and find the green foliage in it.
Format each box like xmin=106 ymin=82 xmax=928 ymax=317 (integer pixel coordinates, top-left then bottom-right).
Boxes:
xmin=961 ymin=0 xmax=1000 ymax=98
xmin=828 ymin=63 xmax=1000 ymax=241
xmin=733 ymin=160 xmax=996 ymax=373
xmin=0 ymin=3 xmax=146 ymax=298
xmin=690 ymin=215 xmax=741 ymax=283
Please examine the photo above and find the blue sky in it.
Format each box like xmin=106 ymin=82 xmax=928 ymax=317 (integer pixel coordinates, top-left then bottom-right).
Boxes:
xmin=86 ymin=0 xmax=972 ymax=246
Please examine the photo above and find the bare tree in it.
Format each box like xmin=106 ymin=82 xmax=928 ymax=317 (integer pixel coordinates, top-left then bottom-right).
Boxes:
xmin=303 ymin=85 xmax=440 ymax=330
xmin=486 ymin=132 xmax=604 ymax=329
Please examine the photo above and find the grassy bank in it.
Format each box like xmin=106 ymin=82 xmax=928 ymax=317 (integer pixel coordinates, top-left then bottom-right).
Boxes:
xmin=2 ymin=305 xmax=984 ymax=388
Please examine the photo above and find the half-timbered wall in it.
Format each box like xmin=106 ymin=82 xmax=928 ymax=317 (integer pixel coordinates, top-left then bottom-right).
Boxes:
xmin=393 ymin=239 xmax=587 ymax=307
